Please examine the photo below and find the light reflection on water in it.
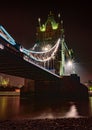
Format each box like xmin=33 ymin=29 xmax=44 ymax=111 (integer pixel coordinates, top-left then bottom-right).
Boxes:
xmin=0 ymin=96 xmax=92 ymax=120
xmin=65 ymin=104 xmax=79 ymax=118
xmin=0 ymin=96 xmax=20 ymax=120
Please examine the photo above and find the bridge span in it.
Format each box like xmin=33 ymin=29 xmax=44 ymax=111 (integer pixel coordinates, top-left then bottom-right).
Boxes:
xmin=0 ymin=42 xmax=60 ymax=80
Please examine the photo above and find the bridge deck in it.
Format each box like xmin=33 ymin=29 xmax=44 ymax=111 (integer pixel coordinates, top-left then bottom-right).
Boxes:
xmin=0 ymin=44 xmax=60 ymax=80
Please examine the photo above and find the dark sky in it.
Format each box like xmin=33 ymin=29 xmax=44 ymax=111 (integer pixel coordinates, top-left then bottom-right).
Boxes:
xmin=0 ymin=0 xmax=92 ymax=83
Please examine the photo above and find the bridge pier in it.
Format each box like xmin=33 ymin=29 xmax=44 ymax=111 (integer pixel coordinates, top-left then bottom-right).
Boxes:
xmin=35 ymin=80 xmax=61 ymax=98
xmin=20 ymin=74 xmax=89 ymax=100
xmin=20 ymin=79 xmax=35 ymax=97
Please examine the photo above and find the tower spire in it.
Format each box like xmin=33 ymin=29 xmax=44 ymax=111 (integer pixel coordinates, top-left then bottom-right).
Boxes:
xmin=38 ymin=17 xmax=41 ymax=27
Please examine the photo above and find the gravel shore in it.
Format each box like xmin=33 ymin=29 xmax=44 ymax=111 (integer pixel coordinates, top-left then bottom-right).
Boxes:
xmin=0 ymin=117 xmax=92 ymax=130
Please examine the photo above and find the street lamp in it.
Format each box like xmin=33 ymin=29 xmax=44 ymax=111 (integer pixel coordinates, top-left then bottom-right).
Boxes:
xmin=65 ymin=60 xmax=74 ymax=75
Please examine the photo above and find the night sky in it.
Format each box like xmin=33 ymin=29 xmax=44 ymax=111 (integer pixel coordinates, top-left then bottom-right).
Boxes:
xmin=0 ymin=0 xmax=92 ymax=83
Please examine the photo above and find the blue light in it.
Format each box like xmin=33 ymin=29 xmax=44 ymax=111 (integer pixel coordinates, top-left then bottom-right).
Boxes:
xmin=0 ymin=25 xmax=16 ymax=46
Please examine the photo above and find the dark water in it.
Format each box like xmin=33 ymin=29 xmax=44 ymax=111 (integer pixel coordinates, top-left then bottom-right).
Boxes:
xmin=0 ymin=95 xmax=92 ymax=120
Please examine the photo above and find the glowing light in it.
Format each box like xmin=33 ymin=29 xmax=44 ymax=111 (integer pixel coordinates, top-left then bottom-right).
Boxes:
xmin=42 ymin=44 xmax=51 ymax=51
xmin=67 ymin=60 xmax=73 ymax=67
xmin=40 ymin=24 xmax=46 ymax=32
xmin=0 ymin=25 xmax=16 ymax=45
xmin=58 ymin=13 xmax=60 ymax=18
xmin=0 ymin=77 xmax=9 ymax=87
xmin=65 ymin=60 xmax=75 ymax=75
xmin=52 ymin=22 xmax=58 ymax=30
xmin=15 ymin=89 xmax=20 ymax=92
xmin=40 ymin=22 xmax=58 ymax=31
xmin=38 ymin=18 xmax=41 ymax=22
xmin=0 ymin=44 xmax=4 ymax=49
xmin=65 ymin=104 xmax=79 ymax=117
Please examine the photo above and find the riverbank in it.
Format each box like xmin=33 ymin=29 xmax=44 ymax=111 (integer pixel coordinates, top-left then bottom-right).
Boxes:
xmin=0 ymin=117 xmax=92 ymax=129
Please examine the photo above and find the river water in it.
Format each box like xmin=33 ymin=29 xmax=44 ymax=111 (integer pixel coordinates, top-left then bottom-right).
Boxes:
xmin=0 ymin=95 xmax=92 ymax=120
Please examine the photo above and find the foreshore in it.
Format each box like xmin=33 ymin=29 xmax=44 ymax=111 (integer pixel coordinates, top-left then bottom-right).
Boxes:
xmin=0 ymin=117 xmax=92 ymax=130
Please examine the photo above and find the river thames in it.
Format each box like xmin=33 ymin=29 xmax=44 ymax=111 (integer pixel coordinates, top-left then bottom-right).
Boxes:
xmin=0 ymin=95 xmax=92 ymax=120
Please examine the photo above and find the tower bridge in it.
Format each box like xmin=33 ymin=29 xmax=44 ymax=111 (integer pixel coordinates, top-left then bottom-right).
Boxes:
xmin=0 ymin=13 xmax=88 ymax=98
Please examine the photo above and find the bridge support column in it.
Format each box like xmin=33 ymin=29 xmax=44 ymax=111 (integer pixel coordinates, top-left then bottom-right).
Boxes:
xmin=60 ymin=38 xmax=65 ymax=76
xmin=20 ymin=74 xmax=89 ymax=100
xmin=20 ymin=78 xmax=35 ymax=97
xmin=35 ymin=80 xmax=61 ymax=98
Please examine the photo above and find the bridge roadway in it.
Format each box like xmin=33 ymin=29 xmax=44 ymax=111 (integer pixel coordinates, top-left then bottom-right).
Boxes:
xmin=0 ymin=43 xmax=60 ymax=80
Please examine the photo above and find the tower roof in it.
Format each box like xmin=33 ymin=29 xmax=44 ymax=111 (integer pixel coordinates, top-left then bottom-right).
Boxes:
xmin=39 ymin=12 xmax=59 ymax=32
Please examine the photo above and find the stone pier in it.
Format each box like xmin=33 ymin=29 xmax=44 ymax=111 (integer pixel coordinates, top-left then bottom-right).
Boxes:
xmin=20 ymin=74 xmax=89 ymax=99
